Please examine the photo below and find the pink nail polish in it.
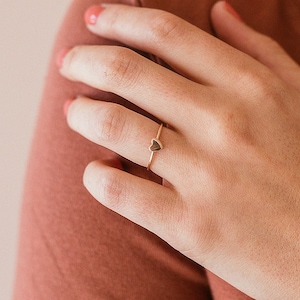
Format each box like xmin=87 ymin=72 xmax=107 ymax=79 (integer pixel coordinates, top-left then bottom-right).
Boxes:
xmin=56 ymin=48 xmax=71 ymax=68
xmin=84 ymin=5 xmax=105 ymax=25
xmin=224 ymin=1 xmax=243 ymax=22
xmin=64 ymin=99 xmax=75 ymax=117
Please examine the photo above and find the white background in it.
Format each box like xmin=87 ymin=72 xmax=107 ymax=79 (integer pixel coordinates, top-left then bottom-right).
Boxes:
xmin=0 ymin=0 xmax=71 ymax=298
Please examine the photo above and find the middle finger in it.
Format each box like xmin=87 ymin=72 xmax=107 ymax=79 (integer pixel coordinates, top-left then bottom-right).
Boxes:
xmin=60 ymin=45 xmax=210 ymax=130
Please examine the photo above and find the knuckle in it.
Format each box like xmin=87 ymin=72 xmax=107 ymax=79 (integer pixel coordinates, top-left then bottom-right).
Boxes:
xmin=102 ymin=48 xmax=141 ymax=89
xmin=94 ymin=104 xmax=126 ymax=143
xmin=148 ymin=12 xmax=182 ymax=45
xmin=239 ymin=68 xmax=281 ymax=103
xmin=204 ymin=103 xmax=254 ymax=149
xmin=222 ymin=108 xmax=252 ymax=142
xmin=100 ymin=171 xmax=126 ymax=210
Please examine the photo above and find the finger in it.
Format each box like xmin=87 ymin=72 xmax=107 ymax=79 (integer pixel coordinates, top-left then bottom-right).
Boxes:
xmin=67 ymin=97 xmax=184 ymax=180
xmin=83 ymin=159 xmax=182 ymax=245
xmin=211 ymin=1 xmax=300 ymax=87
xmin=83 ymin=4 xmax=264 ymax=87
xmin=60 ymin=45 xmax=206 ymax=124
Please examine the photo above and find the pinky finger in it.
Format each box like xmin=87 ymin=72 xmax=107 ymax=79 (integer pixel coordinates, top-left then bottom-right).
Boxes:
xmin=83 ymin=160 xmax=181 ymax=243
xmin=211 ymin=1 xmax=300 ymax=87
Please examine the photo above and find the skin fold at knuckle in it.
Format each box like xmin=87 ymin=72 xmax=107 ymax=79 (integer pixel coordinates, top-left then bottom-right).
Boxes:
xmin=98 ymin=169 xmax=127 ymax=211
xmin=147 ymin=11 xmax=184 ymax=48
xmin=93 ymin=104 xmax=126 ymax=144
xmin=102 ymin=47 xmax=142 ymax=90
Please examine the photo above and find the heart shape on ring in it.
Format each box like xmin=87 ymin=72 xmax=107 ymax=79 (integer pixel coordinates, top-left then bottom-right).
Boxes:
xmin=149 ymin=138 xmax=163 ymax=152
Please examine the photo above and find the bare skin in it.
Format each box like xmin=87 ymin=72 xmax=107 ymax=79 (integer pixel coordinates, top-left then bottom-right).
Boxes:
xmin=59 ymin=2 xmax=300 ymax=299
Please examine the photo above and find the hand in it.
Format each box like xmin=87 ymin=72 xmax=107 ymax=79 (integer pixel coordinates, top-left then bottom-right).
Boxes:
xmin=59 ymin=2 xmax=300 ymax=299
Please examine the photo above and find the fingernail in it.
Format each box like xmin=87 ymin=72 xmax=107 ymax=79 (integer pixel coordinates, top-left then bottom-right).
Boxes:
xmin=84 ymin=5 xmax=105 ymax=25
xmin=56 ymin=48 xmax=71 ymax=68
xmin=64 ymin=99 xmax=75 ymax=117
xmin=224 ymin=1 xmax=243 ymax=22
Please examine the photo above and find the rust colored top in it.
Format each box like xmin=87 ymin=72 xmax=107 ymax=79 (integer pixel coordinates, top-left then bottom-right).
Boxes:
xmin=13 ymin=0 xmax=300 ymax=299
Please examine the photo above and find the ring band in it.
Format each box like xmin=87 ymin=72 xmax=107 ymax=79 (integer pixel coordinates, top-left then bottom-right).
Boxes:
xmin=147 ymin=123 xmax=164 ymax=171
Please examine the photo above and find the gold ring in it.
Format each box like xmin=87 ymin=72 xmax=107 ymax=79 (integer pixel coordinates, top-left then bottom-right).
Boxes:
xmin=147 ymin=123 xmax=164 ymax=171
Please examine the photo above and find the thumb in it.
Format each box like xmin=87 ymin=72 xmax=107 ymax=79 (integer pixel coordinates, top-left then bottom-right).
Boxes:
xmin=211 ymin=1 xmax=300 ymax=87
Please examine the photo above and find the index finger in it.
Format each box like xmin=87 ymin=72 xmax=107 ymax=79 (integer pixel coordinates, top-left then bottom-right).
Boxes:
xmin=85 ymin=4 xmax=264 ymax=87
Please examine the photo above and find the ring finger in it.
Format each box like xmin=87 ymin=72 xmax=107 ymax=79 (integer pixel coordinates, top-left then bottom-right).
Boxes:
xmin=67 ymin=97 xmax=185 ymax=180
